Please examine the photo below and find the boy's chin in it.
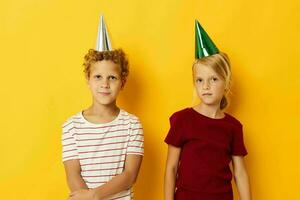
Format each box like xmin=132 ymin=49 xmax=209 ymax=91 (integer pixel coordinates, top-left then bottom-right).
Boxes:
xmin=94 ymin=99 xmax=117 ymax=106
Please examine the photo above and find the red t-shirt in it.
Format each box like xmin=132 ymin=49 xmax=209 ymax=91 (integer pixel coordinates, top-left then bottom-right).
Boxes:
xmin=165 ymin=108 xmax=248 ymax=194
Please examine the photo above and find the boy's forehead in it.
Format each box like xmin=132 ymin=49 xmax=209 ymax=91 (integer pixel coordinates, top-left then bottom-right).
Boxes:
xmin=91 ymin=60 xmax=121 ymax=74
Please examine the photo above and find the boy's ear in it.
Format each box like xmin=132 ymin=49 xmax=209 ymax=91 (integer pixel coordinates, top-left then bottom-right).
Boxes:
xmin=121 ymin=77 xmax=127 ymax=89
xmin=86 ymin=76 xmax=90 ymax=87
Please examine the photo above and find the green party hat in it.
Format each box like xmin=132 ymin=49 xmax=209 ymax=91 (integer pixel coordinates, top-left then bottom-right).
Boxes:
xmin=195 ymin=20 xmax=219 ymax=59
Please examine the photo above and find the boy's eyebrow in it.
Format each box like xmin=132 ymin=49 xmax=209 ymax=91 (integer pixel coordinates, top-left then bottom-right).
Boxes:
xmin=92 ymin=73 xmax=120 ymax=77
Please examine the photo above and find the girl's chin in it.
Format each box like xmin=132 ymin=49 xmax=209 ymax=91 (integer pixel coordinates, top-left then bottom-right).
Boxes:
xmin=200 ymin=100 xmax=222 ymax=106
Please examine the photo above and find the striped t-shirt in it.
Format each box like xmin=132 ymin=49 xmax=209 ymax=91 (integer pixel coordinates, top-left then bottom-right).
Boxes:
xmin=62 ymin=109 xmax=144 ymax=200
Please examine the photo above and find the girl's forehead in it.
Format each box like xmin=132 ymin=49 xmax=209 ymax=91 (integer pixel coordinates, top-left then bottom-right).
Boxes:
xmin=193 ymin=63 xmax=218 ymax=76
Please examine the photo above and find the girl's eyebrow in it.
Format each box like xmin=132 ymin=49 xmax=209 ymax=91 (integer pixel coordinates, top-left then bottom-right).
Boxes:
xmin=195 ymin=75 xmax=218 ymax=79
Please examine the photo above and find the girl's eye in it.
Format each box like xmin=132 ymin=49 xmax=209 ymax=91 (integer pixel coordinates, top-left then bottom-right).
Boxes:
xmin=196 ymin=79 xmax=202 ymax=83
xmin=95 ymin=75 xmax=101 ymax=79
xmin=211 ymin=77 xmax=218 ymax=82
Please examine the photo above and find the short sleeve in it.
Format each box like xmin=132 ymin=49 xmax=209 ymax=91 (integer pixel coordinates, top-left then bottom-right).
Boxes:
xmin=61 ymin=121 xmax=79 ymax=162
xmin=127 ymin=118 xmax=144 ymax=156
xmin=164 ymin=113 xmax=185 ymax=147
xmin=231 ymin=123 xmax=248 ymax=156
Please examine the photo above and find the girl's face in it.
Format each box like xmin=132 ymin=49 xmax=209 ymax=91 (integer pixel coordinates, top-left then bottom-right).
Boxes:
xmin=87 ymin=60 xmax=124 ymax=106
xmin=193 ymin=63 xmax=227 ymax=107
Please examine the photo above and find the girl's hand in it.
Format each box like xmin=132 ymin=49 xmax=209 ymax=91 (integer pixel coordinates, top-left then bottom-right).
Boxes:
xmin=68 ymin=189 xmax=98 ymax=200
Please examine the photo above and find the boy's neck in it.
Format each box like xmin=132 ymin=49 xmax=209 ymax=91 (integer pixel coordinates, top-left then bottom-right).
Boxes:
xmin=89 ymin=102 xmax=119 ymax=115
xmin=83 ymin=102 xmax=120 ymax=124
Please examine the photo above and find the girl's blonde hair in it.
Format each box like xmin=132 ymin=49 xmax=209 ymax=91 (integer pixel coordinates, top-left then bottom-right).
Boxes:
xmin=192 ymin=52 xmax=232 ymax=110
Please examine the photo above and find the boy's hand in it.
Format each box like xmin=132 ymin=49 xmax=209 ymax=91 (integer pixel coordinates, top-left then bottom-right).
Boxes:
xmin=68 ymin=189 xmax=98 ymax=200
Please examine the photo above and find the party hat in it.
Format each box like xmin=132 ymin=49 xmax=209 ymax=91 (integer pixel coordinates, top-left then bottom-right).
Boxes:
xmin=95 ymin=15 xmax=113 ymax=51
xmin=195 ymin=20 xmax=219 ymax=59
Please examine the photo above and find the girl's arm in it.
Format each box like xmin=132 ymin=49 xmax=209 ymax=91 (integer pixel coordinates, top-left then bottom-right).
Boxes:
xmin=64 ymin=159 xmax=89 ymax=192
xmin=232 ymin=156 xmax=252 ymax=200
xmin=164 ymin=145 xmax=181 ymax=200
xmin=69 ymin=154 xmax=143 ymax=200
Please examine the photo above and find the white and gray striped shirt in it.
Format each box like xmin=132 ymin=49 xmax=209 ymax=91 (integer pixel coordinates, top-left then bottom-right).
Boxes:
xmin=62 ymin=109 xmax=144 ymax=200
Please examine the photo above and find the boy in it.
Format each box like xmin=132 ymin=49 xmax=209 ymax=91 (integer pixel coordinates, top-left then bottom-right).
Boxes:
xmin=62 ymin=16 xmax=144 ymax=200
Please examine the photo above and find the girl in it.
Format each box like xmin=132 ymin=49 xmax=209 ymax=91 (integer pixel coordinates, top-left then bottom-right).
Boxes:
xmin=164 ymin=20 xmax=251 ymax=200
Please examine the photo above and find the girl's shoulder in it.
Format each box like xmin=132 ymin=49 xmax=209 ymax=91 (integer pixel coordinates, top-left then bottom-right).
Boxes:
xmin=170 ymin=107 xmax=191 ymax=117
xmin=169 ymin=108 xmax=192 ymax=124
xmin=224 ymin=112 xmax=243 ymax=126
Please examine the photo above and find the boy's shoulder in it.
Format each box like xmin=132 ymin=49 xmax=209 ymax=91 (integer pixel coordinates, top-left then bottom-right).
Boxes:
xmin=62 ymin=109 xmax=141 ymax=129
xmin=120 ymin=109 xmax=141 ymax=123
xmin=62 ymin=111 xmax=82 ymax=129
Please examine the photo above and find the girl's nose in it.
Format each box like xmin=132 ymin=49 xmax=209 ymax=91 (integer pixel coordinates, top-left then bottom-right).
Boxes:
xmin=203 ymin=81 xmax=210 ymax=90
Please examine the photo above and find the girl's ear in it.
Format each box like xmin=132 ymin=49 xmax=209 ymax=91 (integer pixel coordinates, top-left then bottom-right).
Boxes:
xmin=224 ymin=87 xmax=229 ymax=95
xmin=224 ymin=81 xmax=230 ymax=93
xmin=224 ymin=86 xmax=231 ymax=96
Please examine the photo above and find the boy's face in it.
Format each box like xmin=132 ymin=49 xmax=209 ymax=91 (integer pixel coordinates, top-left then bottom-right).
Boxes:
xmin=87 ymin=60 xmax=124 ymax=107
xmin=193 ymin=63 xmax=226 ymax=107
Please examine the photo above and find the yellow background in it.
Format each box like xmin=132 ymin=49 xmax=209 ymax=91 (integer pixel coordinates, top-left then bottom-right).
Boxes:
xmin=0 ymin=0 xmax=299 ymax=199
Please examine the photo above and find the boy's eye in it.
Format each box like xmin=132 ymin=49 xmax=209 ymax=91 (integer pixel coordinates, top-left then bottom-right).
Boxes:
xmin=211 ymin=77 xmax=218 ymax=82
xmin=94 ymin=75 xmax=101 ymax=79
xmin=109 ymin=76 xmax=117 ymax=80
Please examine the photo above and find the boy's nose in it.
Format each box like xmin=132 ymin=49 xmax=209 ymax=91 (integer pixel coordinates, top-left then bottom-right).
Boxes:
xmin=101 ymin=80 xmax=110 ymax=88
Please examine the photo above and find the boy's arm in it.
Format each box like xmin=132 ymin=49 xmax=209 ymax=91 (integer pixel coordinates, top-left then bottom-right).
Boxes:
xmin=232 ymin=156 xmax=252 ymax=200
xmin=64 ymin=159 xmax=89 ymax=192
xmin=89 ymin=154 xmax=143 ymax=199
xmin=164 ymin=145 xmax=181 ymax=200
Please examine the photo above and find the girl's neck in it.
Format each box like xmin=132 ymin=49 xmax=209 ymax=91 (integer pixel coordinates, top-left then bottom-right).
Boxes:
xmin=194 ymin=103 xmax=224 ymax=119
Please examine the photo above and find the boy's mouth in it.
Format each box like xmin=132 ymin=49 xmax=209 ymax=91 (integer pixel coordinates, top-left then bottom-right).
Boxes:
xmin=202 ymin=93 xmax=212 ymax=96
xmin=98 ymin=92 xmax=111 ymax=96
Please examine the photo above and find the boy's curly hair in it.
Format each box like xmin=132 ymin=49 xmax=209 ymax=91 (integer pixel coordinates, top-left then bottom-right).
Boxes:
xmin=83 ymin=49 xmax=129 ymax=79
